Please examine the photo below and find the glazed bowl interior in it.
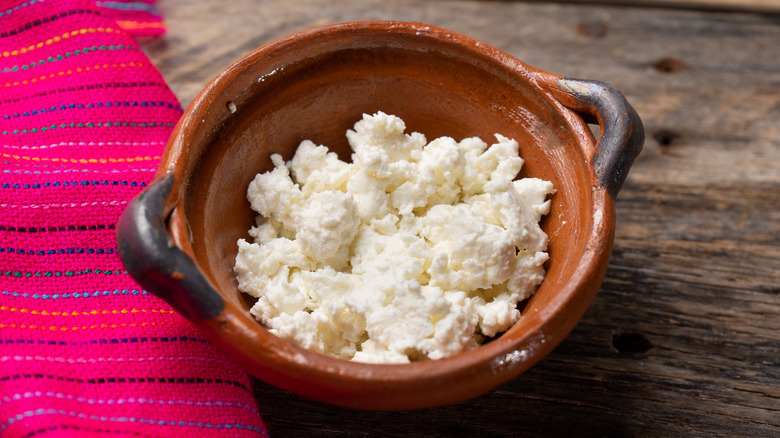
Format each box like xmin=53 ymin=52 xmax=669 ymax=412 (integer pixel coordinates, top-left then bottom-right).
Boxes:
xmin=165 ymin=21 xmax=605 ymax=409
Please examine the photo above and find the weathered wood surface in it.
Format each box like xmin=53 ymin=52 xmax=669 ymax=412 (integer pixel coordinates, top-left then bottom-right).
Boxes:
xmin=532 ymin=0 xmax=780 ymax=13
xmin=143 ymin=1 xmax=780 ymax=436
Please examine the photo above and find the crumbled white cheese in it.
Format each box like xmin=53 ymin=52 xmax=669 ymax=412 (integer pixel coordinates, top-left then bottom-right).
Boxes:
xmin=235 ymin=112 xmax=554 ymax=363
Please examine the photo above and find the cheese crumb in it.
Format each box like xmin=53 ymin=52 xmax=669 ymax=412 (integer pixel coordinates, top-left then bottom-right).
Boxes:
xmin=235 ymin=112 xmax=554 ymax=363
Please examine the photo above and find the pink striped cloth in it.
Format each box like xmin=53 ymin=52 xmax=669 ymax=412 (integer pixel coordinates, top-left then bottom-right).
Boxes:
xmin=0 ymin=0 xmax=268 ymax=436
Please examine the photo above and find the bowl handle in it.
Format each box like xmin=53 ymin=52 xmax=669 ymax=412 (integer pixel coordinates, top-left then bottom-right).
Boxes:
xmin=117 ymin=172 xmax=225 ymax=321
xmin=543 ymin=78 xmax=644 ymax=198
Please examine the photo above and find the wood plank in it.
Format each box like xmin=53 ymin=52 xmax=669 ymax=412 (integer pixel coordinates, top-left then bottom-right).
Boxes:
xmin=143 ymin=1 xmax=780 ymax=436
xmin=521 ymin=0 xmax=780 ymax=13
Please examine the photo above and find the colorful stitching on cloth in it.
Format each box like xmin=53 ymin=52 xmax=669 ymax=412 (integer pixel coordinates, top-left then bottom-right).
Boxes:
xmin=96 ymin=1 xmax=166 ymax=37
xmin=1 ymin=391 xmax=259 ymax=414
xmin=3 ymin=101 xmax=182 ymax=119
xmin=0 ymin=0 xmax=268 ymax=436
xmin=1 ymin=289 xmax=149 ymax=299
xmin=1 ymin=410 xmax=266 ymax=433
xmin=1 ymin=335 xmax=206 ymax=343
xmin=1 ymin=81 xmax=170 ymax=105
xmin=0 ymin=9 xmax=107 ymax=38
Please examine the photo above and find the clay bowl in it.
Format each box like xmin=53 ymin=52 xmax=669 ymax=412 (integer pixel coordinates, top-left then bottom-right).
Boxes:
xmin=117 ymin=20 xmax=643 ymax=410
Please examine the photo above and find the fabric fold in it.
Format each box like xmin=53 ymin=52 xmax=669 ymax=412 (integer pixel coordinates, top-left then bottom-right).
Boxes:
xmin=0 ymin=0 xmax=268 ymax=436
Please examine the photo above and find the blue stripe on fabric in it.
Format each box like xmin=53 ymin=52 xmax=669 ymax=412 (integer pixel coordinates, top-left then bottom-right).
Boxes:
xmin=0 ymin=409 xmax=267 ymax=434
xmin=0 ymin=391 xmax=259 ymax=414
xmin=1 ymin=180 xmax=147 ymax=189
xmin=0 ymin=0 xmax=47 ymax=19
xmin=0 ymin=247 xmax=115 ymax=255
xmin=1 ymin=121 xmax=175 ymax=135
xmin=96 ymin=1 xmax=160 ymax=14
xmin=1 ymin=289 xmax=148 ymax=299
xmin=2 ymin=269 xmax=128 ymax=278
xmin=1 ymin=45 xmax=143 ymax=74
xmin=1 ymin=101 xmax=181 ymax=119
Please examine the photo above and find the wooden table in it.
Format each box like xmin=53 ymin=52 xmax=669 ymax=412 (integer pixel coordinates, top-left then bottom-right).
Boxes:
xmin=142 ymin=1 xmax=780 ymax=435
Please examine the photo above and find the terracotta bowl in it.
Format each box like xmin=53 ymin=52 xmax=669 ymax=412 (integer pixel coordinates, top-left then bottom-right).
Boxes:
xmin=117 ymin=20 xmax=643 ymax=410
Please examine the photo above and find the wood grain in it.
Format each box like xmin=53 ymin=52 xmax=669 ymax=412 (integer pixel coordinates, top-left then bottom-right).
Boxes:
xmin=525 ymin=0 xmax=780 ymax=13
xmin=143 ymin=1 xmax=780 ymax=436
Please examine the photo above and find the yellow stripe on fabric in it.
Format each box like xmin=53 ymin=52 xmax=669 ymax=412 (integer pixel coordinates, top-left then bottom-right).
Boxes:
xmin=115 ymin=20 xmax=165 ymax=30
xmin=1 ymin=28 xmax=120 ymax=58
xmin=3 ymin=61 xmax=145 ymax=88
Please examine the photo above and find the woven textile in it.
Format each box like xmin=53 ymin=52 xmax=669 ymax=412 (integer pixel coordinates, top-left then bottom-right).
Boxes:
xmin=0 ymin=0 xmax=268 ymax=436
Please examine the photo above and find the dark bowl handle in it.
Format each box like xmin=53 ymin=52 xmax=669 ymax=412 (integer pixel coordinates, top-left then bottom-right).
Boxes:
xmin=117 ymin=172 xmax=224 ymax=321
xmin=545 ymin=78 xmax=645 ymax=198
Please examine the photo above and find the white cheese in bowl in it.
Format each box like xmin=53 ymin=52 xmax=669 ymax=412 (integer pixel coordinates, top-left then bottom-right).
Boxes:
xmin=234 ymin=112 xmax=554 ymax=364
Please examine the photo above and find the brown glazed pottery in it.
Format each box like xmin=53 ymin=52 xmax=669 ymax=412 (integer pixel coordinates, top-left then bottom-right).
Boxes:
xmin=117 ymin=21 xmax=644 ymax=410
